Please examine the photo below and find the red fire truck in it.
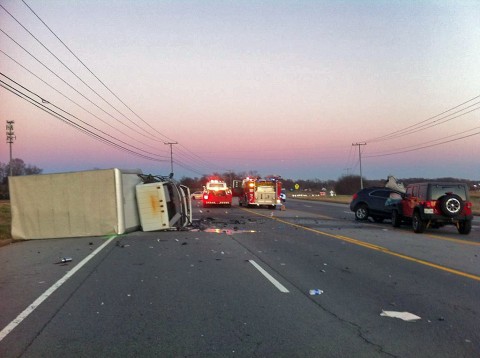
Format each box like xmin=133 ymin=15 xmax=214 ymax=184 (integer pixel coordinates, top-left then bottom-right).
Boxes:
xmin=202 ymin=179 xmax=232 ymax=207
xmin=235 ymin=177 xmax=282 ymax=209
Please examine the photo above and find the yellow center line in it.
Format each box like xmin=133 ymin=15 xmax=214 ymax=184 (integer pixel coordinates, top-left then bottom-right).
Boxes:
xmin=241 ymin=208 xmax=480 ymax=282
xmin=424 ymin=233 xmax=480 ymax=246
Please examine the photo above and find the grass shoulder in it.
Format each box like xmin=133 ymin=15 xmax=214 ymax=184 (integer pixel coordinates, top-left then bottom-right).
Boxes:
xmin=289 ymin=192 xmax=480 ymax=216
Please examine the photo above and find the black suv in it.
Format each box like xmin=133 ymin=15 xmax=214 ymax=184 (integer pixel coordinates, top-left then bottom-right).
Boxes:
xmin=390 ymin=182 xmax=473 ymax=234
xmin=350 ymin=187 xmax=403 ymax=222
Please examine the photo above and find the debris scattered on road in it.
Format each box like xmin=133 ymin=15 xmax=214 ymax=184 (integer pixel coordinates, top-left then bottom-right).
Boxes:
xmin=309 ymin=289 xmax=324 ymax=295
xmin=380 ymin=310 xmax=421 ymax=322
xmin=55 ymin=257 xmax=72 ymax=264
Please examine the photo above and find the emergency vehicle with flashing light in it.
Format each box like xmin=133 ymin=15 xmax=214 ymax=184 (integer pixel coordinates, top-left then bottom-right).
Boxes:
xmin=202 ymin=178 xmax=232 ymax=207
xmin=235 ymin=177 xmax=282 ymax=209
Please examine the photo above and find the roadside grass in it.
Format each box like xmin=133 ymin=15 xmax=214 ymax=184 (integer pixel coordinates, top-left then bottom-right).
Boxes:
xmin=0 ymin=193 xmax=479 ymax=243
xmin=0 ymin=201 xmax=12 ymax=241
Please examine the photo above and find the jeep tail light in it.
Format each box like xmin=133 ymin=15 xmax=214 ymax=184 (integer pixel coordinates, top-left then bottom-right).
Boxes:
xmin=425 ymin=201 xmax=436 ymax=209
xmin=464 ymin=201 xmax=473 ymax=215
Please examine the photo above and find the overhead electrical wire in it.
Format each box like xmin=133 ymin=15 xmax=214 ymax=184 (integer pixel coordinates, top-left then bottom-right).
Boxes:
xmin=1 ymin=75 xmax=169 ymax=159
xmin=365 ymin=129 xmax=480 ymax=158
xmin=20 ymin=0 xmax=177 ymax=143
xmin=0 ymin=79 xmax=169 ymax=162
xmin=367 ymin=103 xmax=480 ymax=143
xmin=0 ymin=3 xmax=166 ymax=144
xmin=7 ymin=1 xmax=221 ymax=175
xmin=3 ymin=1 xmax=290 ymax=177
xmin=344 ymin=94 xmax=480 ymax=164
xmin=0 ymin=27 xmax=168 ymax=147
xmin=0 ymin=53 xmax=168 ymax=154
xmin=364 ymin=94 xmax=480 ymax=143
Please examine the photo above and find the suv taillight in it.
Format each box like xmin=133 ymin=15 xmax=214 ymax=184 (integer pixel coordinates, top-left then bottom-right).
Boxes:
xmin=425 ymin=201 xmax=436 ymax=208
xmin=352 ymin=193 xmax=358 ymax=200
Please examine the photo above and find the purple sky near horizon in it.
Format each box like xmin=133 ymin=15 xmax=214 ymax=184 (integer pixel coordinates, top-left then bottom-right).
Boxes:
xmin=1 ymin=0 xmax=479 ymax=181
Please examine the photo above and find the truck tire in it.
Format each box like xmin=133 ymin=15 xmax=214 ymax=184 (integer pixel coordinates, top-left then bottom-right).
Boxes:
xmin=439 ymin=194 xmax=463 ymax=217
xmin=392 ymin=210 xmax=402 ymax=227
xmin=354 ymin=204 xmax=368 ymax=221
xmin=412 ymin=211 xmax=426 ymax=233
xmin=457 ymin=220 xmax=472 ymax=235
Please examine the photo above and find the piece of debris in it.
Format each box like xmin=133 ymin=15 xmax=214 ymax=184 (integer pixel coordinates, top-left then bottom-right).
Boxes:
xmin=309 ymin=289 xmax=324 ymax=295
xmin=380 ymin=310 xmax=421 ymax=322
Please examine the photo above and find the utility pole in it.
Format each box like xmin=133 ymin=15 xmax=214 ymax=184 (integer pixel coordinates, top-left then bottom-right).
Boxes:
xmin=164 ymin=142 xmax=177 ymax=176
xmin=352 ymin=142 xmax=366 ymax=189
xmin=6 ymin=121 xmax=16 ymax=176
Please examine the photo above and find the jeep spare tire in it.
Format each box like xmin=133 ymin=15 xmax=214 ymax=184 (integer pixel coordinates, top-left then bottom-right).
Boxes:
xmin=439 ymin=194 xmax=464 ymax=217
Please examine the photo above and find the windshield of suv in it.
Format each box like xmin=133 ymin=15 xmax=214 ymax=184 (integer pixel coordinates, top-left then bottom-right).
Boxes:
xmin=430 ymin=185 xmax=467 ymax=200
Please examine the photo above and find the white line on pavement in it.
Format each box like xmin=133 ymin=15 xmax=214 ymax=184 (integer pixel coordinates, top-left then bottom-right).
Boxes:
xmin=0 ymin=235 xmax=117 ymax=342
xmin=249 ymin=260 xmax=289 ymax=293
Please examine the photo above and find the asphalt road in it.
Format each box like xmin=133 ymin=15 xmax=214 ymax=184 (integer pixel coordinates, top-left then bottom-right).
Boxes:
xmin=0 ymin=198 xmax=479 ymax=357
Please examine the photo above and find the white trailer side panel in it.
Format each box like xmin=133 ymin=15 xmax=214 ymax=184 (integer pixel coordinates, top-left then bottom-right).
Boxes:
xmin=9 ymin=169 xmax=141 ymax=240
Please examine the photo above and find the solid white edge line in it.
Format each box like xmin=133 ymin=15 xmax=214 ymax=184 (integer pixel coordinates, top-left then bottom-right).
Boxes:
xmin=0 ymin=235 xmax=117 ymax=342
xmin=249 ymin=260 xmax=289 ymax=293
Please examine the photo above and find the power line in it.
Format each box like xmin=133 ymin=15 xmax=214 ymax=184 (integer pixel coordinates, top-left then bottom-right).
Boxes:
xmin=0 ymin=27 xmax=165 ymax=145
xmin=0 ymin=79 xmax=169 ymax=162
xmin=20 ymin=0 xmax=177 ymax=144
xmin=0 ymin=3 xmax=163 ymax=142
xmin=2 ymin=3 xmax=251 ymax=177
xmin=364 ymin=95 xmax=480 ymax=143
xmin=365 ymin=130 xmax=480 ymax=158
xmin=0 ymin=53 xmax=168 ymax=154
xmin=368 ymin=103 xmax=480 ymax=143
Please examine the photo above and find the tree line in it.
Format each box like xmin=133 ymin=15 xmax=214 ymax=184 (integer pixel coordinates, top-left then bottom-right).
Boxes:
xmin=0 ymin=158 xmax=43 ymax=198
xmin=177 ymin=172 xmax=479 ymax=196
xmin=0 ymin=160 xmax=477 ymax=200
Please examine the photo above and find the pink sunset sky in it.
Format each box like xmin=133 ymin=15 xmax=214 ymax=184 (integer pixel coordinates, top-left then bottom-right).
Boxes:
xmin=1 ymin=0 xmax=479 ymax=181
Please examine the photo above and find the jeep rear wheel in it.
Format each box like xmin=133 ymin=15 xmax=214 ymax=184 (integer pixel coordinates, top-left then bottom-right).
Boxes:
xmin=439 ymin=194 xmax=464 ymax=217
xmin=354 ymin=204 xmax=368 ymax=221
xmin=457 ymin=220 xmax=472 ymax=235
xmin=412 ymin=212 xmax=426 ymax=233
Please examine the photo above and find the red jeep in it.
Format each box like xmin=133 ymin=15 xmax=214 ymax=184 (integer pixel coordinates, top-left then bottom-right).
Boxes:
xmin=390 ymin=182 xmax=473 ymax=234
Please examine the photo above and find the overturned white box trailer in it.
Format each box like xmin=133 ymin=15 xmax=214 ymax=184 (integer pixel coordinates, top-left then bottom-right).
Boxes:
xmin=135 ymin=174 xmax=192 ymax=231
xmin=9 ymin=168 xmax=142 ymax=240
